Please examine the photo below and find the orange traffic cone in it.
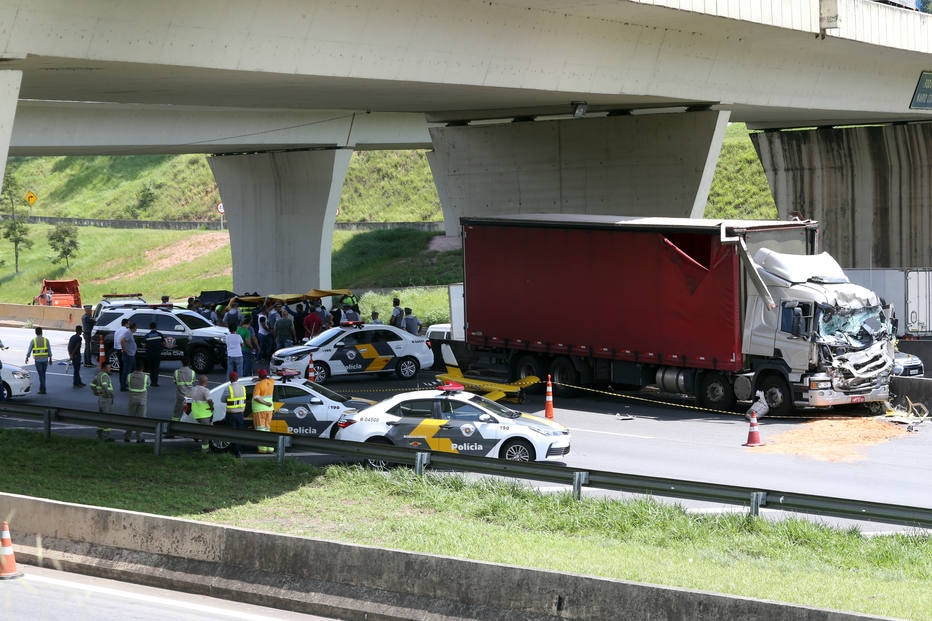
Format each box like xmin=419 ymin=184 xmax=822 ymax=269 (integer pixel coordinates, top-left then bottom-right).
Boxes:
xmin=0 ymin=521 xmax=23 ymax=580
xmin=307 ymin=356 xmax=316 ymax=382
xmin=743 ymin=412 xmax=765 ymax=447
xmin=99 ymin=334 xmax=106 ymax=367
xmin=545 ymin=375 xmax=554 ymax=420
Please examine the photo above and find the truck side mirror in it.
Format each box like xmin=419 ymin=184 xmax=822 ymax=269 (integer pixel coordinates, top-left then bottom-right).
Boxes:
xmin=791 ymin=307 xmax=803 ymax=338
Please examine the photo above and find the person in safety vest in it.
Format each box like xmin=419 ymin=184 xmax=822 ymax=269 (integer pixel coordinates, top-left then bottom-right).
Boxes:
xmin=125 ymin=359 xmax=150 ymax=443
xmin=25 ymin=326 xmax=52 ymax=394
xmin=90 ymin=360 xmax=115 ymax=441
xmin=251 ymin=368 xmax=276 ymax=454
xmin=224 ymin=371 xmax=247 ymax=457
xmin=187 ymin=375 xmax=214 ymax=453
xmin=172 ymin=357 xmax=196 ymax=423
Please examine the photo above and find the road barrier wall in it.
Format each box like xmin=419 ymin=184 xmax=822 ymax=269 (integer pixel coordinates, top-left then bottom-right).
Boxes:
xmin=0 ymin=492 xmax=886 ymax=621
xmin=0 ymin=303 xmax=79 ymax=330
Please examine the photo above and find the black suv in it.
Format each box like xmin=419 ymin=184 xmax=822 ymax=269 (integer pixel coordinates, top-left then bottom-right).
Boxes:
xmin=90 ymin=306 xmax=227 ymax=373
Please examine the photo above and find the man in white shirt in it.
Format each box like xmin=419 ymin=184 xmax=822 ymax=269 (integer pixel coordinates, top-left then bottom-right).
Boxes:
xmin=225 ymin=324 xmax=244 ymax=377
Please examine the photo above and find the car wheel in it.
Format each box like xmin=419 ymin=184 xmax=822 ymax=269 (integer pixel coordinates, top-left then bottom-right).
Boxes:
xmin=364 ymin=437 xmax=394 ymax=469
xmin=106 ymin=348 xmax=121 ymax=372
xmin=210 ymin=439 xmax=231 ymax=453
xmin=500 ymin=439 xmax=535 ymax=462
xmin=191 ymin=349 xmax=214 ymax=374
xmin=548 ymin=357 xmax=578 ymax=398
xmin=513 ymin=354 xmax=545 ymax=394
xmin=698 ymin=372 xmax=737 ymax=411
xmin=395 ymin=356 xmax=420 ymax=380
xmin=759 ymin=374 xmax=793 ymax=415
xmin=2 ymin=382 xmax=11 ymax=399
xmin=313 ymin=361 xmax=330 ymax=384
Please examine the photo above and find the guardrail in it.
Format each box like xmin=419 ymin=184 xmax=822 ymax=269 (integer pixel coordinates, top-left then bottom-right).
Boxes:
xmin=3 ymin=402 xmax=931 ymax=530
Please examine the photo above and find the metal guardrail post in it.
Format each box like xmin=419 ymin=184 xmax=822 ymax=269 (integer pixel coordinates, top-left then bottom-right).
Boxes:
xmin=277 ymin=436 xmax=286 ymax=466
xmin=153 ymin=422 xmax=166 ymax=456
xmin=415 ymin=452 xmax=431 ymax=475
xmin=44 ymin=409 xmax=54 ymax=440
xmin=572 ymin=471 xmax=590 ymax=501
xmin=750 ymin=491 xmax=767 ymax=516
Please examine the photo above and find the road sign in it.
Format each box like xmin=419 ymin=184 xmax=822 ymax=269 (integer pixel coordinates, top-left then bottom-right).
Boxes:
xmin=217 ymin=202 xmax=225 ymax=215
xmin=24 ymin=191 xmax=37 ymax=205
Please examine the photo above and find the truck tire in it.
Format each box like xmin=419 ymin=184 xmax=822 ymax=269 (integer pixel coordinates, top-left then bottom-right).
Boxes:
xmin=190 ymin=349 xmax=214 ymax=374
xmin=513 ymin=354 xmax=545 ymax=394
xmin=500 ymin=438 xmax=535 ymax=462
xmin=548 ymin=357 xmax=579 ymax=398
xmin=759 ymin=375 xmax=793 ymax=415
xmin=698 ymin=372 xmax=736 ymax=411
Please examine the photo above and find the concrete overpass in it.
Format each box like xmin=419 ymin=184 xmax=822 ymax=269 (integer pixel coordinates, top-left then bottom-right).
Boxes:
xmin=2 ymin=0 xmax=931 ymax=291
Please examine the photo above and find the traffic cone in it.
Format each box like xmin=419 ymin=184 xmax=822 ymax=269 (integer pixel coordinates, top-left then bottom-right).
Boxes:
xmin=99 ymin=334 xmax=106 ymax=367
xmin=743 ymin=412 xmax=765 ymax=447
xmin=0 ymin=521 xmax=23 ymax=579
xmin=545 ymin=375 xmax=554 ymax=419
xmin=306 ymin=355 xmax=316 ymax=382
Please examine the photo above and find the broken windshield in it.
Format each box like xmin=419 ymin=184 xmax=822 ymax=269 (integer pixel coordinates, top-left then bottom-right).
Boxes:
xmin=816 ymin=305 xmax=888 ymax=347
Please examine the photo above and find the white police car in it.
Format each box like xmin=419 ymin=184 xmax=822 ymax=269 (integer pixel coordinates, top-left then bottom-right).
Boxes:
xmin=208 ymin=373 xmax=375 ymax=439
xmin=334 ymin=383 xmax=571 ymax=463
xmin=1 ymin=362 xmax=33 ymax=398
xmin=270 ymin=323 xmax=433 ymax=383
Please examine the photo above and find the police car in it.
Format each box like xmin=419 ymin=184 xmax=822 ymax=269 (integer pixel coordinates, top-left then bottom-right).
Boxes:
xmin=334 ymin=383 xmax=571 ymax=463
xmin=270 ymin=322 xmax=433 ymax=383
xmin=208 ymin=373 xmax=376 ymax=440
xmin=1 ymin=362 xmax=33 ymax=398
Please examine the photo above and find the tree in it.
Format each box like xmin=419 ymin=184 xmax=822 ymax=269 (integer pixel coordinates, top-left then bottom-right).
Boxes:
xmin=0 ymin=170 xmax=33 ymax=273
xmin=48 ymin=223 xmax=79 ymax=268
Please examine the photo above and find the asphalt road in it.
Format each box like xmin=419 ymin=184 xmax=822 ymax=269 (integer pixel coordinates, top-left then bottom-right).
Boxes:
xmin=2 ymin=325 xmax=930 ymax=534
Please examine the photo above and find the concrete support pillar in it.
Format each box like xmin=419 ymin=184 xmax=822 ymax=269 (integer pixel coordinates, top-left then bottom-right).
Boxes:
xmin=0 ymin=70 xmax=23 ymax=184
xmin=752 ymin=123 xmax=932 ymax=268
xmin=207 ymin=149 xmax=352 ymax=293
xmin=427 ymin=110 xmax=730 ymax=235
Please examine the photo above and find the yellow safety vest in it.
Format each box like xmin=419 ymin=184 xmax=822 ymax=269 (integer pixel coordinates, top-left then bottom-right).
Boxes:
xmin=128 ymin=372 xmax=149 ymax=393
xmin=31 ymin=337 xmax=49 ymax=358
xmin=174 ymin=367 xmax=195 ymax=386
xmin=226 ymin=384 xmax=246 ymax=413
xmin=191 ymin=399 xmax=212 ymax=420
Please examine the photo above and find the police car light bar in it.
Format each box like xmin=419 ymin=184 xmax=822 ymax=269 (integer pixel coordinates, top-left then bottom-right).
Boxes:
xmin=438 ymin=381 xmax=465 ymax=393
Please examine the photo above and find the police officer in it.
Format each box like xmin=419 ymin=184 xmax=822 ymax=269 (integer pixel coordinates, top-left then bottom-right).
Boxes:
xmin=172 ymin=357 xmax=196 ymax=423
xmin=81 ymin=305 xmax=96 ymax=367
xmin=90 ymin=360 xmax=115 ymax=441
xmin=143 ymin=321 xmax=163 ymax=386
xmin=126 ymin=359 xmax=150 ymax=443
xmin=224 ymin=371 xmax=247 ymax=457
xmin=188 ymin=375 xmax=214 ymax=453
xmin=25 ymin=327 xmax=52 ymax=394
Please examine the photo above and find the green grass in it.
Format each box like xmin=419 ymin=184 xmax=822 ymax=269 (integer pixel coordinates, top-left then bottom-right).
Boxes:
xmin=1 ymin=430 xmax=929 ymax=620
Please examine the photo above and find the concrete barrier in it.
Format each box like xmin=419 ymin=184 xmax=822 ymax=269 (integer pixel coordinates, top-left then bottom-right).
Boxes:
xmin=0 ymin=492 xmax=884 ymax=620
xmin=0 ymin=303 xmax=78 ymax=330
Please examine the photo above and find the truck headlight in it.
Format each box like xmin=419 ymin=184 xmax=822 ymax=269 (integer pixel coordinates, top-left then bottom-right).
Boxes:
xmin=810 ymin=379 xmax=832 ymax=390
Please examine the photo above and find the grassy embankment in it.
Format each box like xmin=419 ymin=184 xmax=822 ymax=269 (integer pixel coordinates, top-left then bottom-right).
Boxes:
xmin=1 ymin=430 xmax=929 ymax=620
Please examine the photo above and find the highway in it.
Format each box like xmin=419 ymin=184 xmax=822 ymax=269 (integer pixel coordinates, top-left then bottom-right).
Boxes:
xmin=2 ymin=325 xmax=930 ymax=532
xmin=0 ymin=564 xmax=336 ymax=620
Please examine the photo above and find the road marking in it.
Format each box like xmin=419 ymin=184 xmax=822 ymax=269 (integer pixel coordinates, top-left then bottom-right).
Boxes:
xmin=568 ymin=427 xmax=654 ymax=439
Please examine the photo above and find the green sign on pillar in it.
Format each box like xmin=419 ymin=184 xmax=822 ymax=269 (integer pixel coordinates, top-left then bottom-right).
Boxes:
xmin=910 ymin=71 xmax=932 ymax=110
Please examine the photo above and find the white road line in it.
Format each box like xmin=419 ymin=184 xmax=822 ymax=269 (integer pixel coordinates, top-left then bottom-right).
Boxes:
xmin=568 ymin=427 xmax=654 ymax=439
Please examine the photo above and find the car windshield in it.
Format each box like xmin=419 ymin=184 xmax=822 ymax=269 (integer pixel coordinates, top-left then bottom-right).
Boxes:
xmin=817 ymin=305 xmax=887 ymax=347
xmin=302 ymin=380 xmax=348 ymax=403
xmin=468 ymin=394 xmax=520 ymax=419
xmin=177 ymin=311 xmax=212 ymax=330
xmin=307 ymin=327 xmax=344 ymax=347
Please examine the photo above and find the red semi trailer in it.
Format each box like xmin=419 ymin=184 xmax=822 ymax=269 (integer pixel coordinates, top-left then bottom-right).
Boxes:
xmin=453 ymin=214 xmax=893 ymax=413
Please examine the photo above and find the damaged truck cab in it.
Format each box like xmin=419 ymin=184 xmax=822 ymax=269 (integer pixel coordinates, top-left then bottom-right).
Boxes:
xmin=743 ymin=248 xmax=894 ymax=412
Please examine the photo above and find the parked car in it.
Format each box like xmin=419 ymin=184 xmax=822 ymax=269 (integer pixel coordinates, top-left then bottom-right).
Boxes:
xmin=270 ymin=323 xmax=433 ymax=383
xmin=1 ymin=362 xmax=33 ymax=398
xmin=90 ymin=306 xmax=227 ymax=373
xmin=334 ymin=383 xmax=571 ymax=463
xmin=892 ymin=351 xmax=924 ymax=377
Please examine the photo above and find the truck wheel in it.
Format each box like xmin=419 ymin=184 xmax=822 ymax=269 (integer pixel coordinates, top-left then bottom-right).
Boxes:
xmin=191 ymin=349 xmax=214 ymax=374
xmin=698 ymin=372 xmax=736 ymax=411
xmin=395 ymin=356 xmax=420 ymax=380
xmin=513 ymin=354 xmax=545 ymax=394
xmin=548 ymin=358 xmax=578 ymax=398
xmin=500 ymin=439 xmax=535 ymax=462
xmin=759 ymin=375 xmax=793 ymax=415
